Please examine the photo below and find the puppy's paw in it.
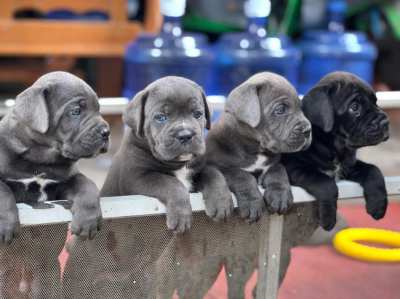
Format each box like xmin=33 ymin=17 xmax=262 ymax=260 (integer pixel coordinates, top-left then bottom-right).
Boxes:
xmin=263 ymin=186 xmax=293 ymax=214
xmin=204 ymin=194 xmax=234 ymax=222
xmin=166 ymin=202 xmax=192 ymax=234
xmin=318 ymin=202 xmax=337 ymax=231
xmin=237 ymin=199 xmax=264 ymax=223
xmin=0 ymin=215 xmax=19 ymax=245
xmin=366 ymin=194 xmax=388 ymax=220
xmin=71 ymin=204 xmax=102 ymax=240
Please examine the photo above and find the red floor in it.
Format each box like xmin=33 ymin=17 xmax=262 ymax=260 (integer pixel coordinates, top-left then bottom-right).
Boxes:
xmin=204 ymin=201 xmax=400 ymax=299
xmin=206 ymin=203 xmax=400 ymax=299
xmin=59 ymin=202 xmax=400 ymax=298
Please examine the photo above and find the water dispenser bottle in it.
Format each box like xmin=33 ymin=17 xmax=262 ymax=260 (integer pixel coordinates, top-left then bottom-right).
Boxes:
xmin=122 ymin=0 xmax=214 ymax=99
xmin=298 ymin=0 xmax=377 ymax=94
xmin=211 ymin=0 xmax=301 ymax=96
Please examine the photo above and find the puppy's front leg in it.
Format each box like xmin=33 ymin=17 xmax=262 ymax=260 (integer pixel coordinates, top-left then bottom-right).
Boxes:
xmin=223 ymin=169 xmax=264 ymax=222
xmin=346 ymin=160 xmax=387 ymax=220
xmin=0 ymin=181 xmax=19 ymax=244
xmin=287 ymin=169 xmax=338 ymax=230
xmin=261 ymin=163 xmax=293 ymax=214
xmin=123 ymin=173 xmax=192 ymax=233
xmin=196 ymin=165 xmax=234 ymax=221
xmin=62 ymin=174 xmax=102 ymax=240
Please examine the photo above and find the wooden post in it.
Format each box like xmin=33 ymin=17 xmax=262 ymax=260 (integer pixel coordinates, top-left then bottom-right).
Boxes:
xmin=256 ymin=214 xmax=285 ymax=299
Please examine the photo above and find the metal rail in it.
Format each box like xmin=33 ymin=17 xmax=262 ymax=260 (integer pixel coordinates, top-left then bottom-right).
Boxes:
xmin=1 ymin=91 xmax=400 ymax=117
xmin=14 ymin=177 xmax=400 ymax=299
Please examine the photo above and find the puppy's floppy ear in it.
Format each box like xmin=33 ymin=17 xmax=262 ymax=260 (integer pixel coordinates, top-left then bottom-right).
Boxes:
xmin=302 ymin=86 xmax=335 ymax=133
xmin=123 ymin=90 xmax=148 ymax=137
xmin=14 ymin=84 xmax=50 ymax=134
xmin=200 ymin=89 xmax=211 ymax=130
xmin=226 ymin=83 xmax=261 ymax=128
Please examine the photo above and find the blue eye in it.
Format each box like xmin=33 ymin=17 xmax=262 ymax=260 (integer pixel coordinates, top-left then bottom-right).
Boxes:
xmin=193 ymin=110 xmax=203 ymax=119
xmin=70 ymin=107 xmax=81 ymax=116
xmin=154 ymin=113 xmax=168 ymax=123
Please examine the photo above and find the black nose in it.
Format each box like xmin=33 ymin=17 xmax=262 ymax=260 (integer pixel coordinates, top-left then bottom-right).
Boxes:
xmin=380 ymin=118 xmax=390 ymax=129
xmin=303 ymin=128 xmax=311 ymax=139
xmin=176 ymin=129 xmax=195 ymax=144
xmin=100 ymin=127 xmax=110 ymax=140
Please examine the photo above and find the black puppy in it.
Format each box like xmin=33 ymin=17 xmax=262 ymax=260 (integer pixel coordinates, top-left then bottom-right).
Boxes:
xmin=283 ymin=72 xmax=389 ymax=230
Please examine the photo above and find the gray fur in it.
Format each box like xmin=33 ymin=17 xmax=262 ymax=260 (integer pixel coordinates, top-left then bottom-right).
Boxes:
xmin=0 ymin=71 xmax=110 ymax=243
xmin=101 ymin=76 xmax=232 ymax=233
xmin=206 ymin=72 xmax=312 ymax=222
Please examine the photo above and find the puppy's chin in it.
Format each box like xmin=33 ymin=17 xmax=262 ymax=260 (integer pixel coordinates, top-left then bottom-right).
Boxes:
xmin=62 ymin=142 xmax=109 ymax=161
xmin=176 ymin=154 xmax=194 ymax=162
xmin=348 ymin=131 xmax=389 ymax=148
xmin=155 ymin=151 xmax=195 ymax=163
xmin=62 ymin=150 xmax=83 ymax=161
xmin=300 ymin=137 xmax=312 ymax=151
xmin=153 ymin=142 xmax=205 ymax=162
xmin=262 ymin=137 xmax=311 ymax=154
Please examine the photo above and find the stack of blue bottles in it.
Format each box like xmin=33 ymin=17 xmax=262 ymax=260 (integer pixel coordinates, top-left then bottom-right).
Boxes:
xmin=122 ymin=0 xmax=214 ymax=99
xmin=211 ymin=0 xmax=301 ymax=96
xmin=298 ymin=0 xmax=377 ymax=94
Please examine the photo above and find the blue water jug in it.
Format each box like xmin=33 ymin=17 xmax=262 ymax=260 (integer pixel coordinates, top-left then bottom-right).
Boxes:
xmin=298 ymin=0 xmax=377 ymax=94
xmin=123 ymin=0 xmax=214 ymax=99
xmin=211 ymin=0 xmax=301 ymax=96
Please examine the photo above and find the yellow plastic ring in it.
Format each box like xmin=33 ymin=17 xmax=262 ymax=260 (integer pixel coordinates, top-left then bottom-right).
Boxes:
xmin=333 ymin=228 xmax=400 ymax=262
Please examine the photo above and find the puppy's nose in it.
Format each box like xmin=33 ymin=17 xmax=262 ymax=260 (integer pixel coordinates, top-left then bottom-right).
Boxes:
xmin=100 ymin=127 xmax=110 ymax=140
xmin=380 ymin=118 xmax=389 ymax=129
xmin=176 ymin=129 xmax=195 ymax=144
xmin=303 ymin=128 xmax=311 ymax=139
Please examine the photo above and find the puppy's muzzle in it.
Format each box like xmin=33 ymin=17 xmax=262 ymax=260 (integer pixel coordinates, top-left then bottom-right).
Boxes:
xmin=175 ymin=129 xmax=196 ymax=145
xmin=289 ymin=122 xmax=312 ymax=150
xmin=293 ymin=123 xmax=312 ymax=139
xmin=366 ymin=115 xmax=389 ymax=141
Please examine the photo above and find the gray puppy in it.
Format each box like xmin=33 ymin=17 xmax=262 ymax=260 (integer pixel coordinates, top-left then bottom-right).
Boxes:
xmin=206 ymin=72 xmax=312 ymax=221
xmin=101 ymin=76 xmax=233 ymax=232
xmin=62 ymin=77 xmax=233 ymax=298
xmin=0 ymin=71 xmax=110 ymax=243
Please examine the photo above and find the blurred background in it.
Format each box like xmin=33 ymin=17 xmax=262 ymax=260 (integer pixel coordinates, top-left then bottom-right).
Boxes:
xmin=0 ymin=0 xmax=400 ymax=298
xmin=1 ymin=0 xmax=400 ymax=98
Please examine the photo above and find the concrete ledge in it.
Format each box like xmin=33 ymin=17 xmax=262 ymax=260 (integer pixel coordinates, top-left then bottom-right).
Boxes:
xmin=17 ymin=176 xmax=400 ymax=227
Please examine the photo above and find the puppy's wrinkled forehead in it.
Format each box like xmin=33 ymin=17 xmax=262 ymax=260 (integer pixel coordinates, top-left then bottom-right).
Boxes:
xmin=145 ymin=76 xmax=203 ymax=111
xmin=319 ymin=71 xmax=377 ymax=108
xmin=35 ymin=71 xmax=99 ymax=110
xmin=248 ymin=72 xmax=298 ymax=104
xmin=320 ymin=72 xmax=375 ymax=97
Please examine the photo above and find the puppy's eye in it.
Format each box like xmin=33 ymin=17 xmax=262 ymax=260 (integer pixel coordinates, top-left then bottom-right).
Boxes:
xmin=154 ymin=113 xmax=168 ymax=123
xmin=349 ymin=101 xmax=361 ymax=116
xmin=273 ymin=104 xmax=288 ymax=116
xmin=193 ymin=110 xmax=203 ymax=119
xmin=70 ymin=107 xmax=81 ymax=116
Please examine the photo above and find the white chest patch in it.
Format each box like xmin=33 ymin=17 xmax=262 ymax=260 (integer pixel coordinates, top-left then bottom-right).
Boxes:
xmin=173 ymin=167 xmax=192 ymax=191
xmin=321 ymin=164 xmax=342 ymax=181
xmin=242 ymin=154 xmax=270 ymax=173
xmin=8 ymin=174 xmax=59 ymax=202
xmin=242 ymin=154 xmax=271 ymax=183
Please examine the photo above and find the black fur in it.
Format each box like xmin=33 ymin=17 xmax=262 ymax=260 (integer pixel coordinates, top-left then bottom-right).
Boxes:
xmin=283 ymin=72 xmax=389 ymax=230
